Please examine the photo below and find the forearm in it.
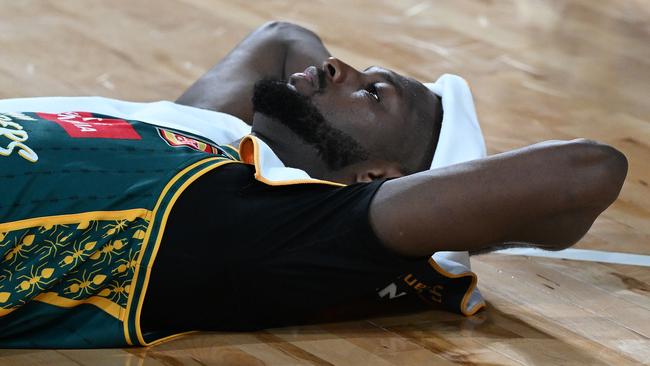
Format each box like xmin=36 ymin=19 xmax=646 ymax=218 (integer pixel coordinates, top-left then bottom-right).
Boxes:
xmin=502 ymin=206 xmax=603 ymax=250
xmin=369 ymin=139 xmax=628 ymax=257
xmin=177 ymin=22 xmax=330 ymax=122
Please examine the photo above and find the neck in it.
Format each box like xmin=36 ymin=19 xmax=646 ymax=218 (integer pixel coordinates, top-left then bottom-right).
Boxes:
xmin=251 ymin=113 xmax=330 ymax=180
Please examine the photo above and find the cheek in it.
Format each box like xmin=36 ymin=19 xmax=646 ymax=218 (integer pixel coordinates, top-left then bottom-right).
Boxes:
xmin=312 ymin=95 xmax=378 ymax=129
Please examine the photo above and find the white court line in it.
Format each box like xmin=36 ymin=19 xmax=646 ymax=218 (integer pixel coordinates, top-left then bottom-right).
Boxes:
xmin=493 ymin=248 xmax=650 ymax=267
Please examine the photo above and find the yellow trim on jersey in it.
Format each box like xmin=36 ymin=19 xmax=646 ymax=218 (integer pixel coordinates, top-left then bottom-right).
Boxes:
xmin=133 ymin=160 xmax=234 ymax=346
xmin=143 ymin=331 xmax=200 ymax=347
xmin=121 ymin=158 xmax=216 ymax=344
xmin=427 ymin=258 xmax=485 ymax=316
xmin=120 ymin=157 xmax=232 ymax=345
xmin=39 ymin=292 xmax=124 ymax=319
xmin=223 ymin=144 xmax=240 ymax=155
xmin=0 ymin=292 xmax=124 ymax=319
xmin=0 ymin=308 xmax=15 ymax=317
xmin=0 ymin=209 xmax=151 ymax=233
xmin=0 ymin=209 xmax=151 ymax=321
xmin=239 ymin=135 xmax=345 ymax=187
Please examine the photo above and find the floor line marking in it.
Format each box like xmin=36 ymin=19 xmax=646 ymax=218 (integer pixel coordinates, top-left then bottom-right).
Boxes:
xmin=492 ymin=248 xmax=650 ymax=267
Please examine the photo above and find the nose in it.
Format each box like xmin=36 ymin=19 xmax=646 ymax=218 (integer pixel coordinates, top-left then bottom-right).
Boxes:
xmin=322 ymin=57 xmax=361 ymax=84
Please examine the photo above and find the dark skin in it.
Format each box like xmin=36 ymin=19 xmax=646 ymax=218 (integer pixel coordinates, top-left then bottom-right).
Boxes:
xmin=178 ymin=21 xmax=441 ymax=182
xmin=250 ymin=60 xmax=441 ymax=183
xmin=178 ymin=22 xmax=628 ymax=257
xmin=178 ymin=21 xmax=332 ymax=122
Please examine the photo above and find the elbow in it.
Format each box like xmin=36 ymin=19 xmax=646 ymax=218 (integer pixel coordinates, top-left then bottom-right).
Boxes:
xmin=534 ymin=139 xmax=627 ymax=252
xmin=258 ymin=20 xmax=297 ymax=33
xmin=256 ymin=21 xmax=319 ymax=42
xmin=568 ymin=138 xmax=628 ymax=210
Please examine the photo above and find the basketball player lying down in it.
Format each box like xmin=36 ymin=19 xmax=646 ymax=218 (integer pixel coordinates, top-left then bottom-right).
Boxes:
xmin=0 ymin=22 xmax=627 ymax=348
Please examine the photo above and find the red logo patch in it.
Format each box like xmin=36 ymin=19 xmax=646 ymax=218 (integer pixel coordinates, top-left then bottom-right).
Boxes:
xmin=37 ymin=112 xmax=141 ymax=140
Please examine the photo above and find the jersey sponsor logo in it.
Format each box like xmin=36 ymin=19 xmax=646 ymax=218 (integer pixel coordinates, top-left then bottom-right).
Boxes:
xmin=157 ymin=128 xmax=221 ymax=155
xmin=37 ymin=112 xmax=141 ymax=140
xmin=377 ymin=274 xmax=445 ymax=304
xmin=402 ymin=273 xmax=444 ymax=304
xmin=377 ymin=283 xmax=408 ymax=299
xmin=0 ymin=113 xmax=38 ymax=163
xmin=2 ymin=112 xmax=36 ymax=122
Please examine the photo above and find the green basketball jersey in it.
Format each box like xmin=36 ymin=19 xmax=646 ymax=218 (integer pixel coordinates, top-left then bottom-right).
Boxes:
xmin=0 ymin=111 xmax=240 ymax=347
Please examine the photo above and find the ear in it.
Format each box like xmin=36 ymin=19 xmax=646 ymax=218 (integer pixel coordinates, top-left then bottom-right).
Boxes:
xmin=355 ymin=163 xmax=404 ymax=183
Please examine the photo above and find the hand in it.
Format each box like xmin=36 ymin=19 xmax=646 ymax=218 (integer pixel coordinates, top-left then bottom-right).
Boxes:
xmin=177 ymin=21 xmax=331 ymax=124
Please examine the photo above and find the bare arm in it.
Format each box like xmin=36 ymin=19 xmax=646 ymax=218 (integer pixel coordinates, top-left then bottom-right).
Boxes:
xmin=369 ymin=139 xmax=628 ymax=257
xmin=176 ymin=21 xmax=331 ymax=123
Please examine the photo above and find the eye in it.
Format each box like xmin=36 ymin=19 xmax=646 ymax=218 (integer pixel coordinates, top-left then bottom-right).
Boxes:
xmin=365 ymin=83 xmax=380 ymax=102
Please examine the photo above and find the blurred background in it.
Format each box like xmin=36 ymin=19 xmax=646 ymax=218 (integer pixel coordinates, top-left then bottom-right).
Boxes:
xmin=2 ymin=0 xmax=646 ymax=253
xmin=1 ymin=1 xmax=649 ymax=364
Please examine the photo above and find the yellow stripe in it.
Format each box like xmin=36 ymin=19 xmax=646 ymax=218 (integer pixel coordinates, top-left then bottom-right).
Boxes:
xmin=36 ymin=292 xmax=125 ymax=319
xmin=0 ymin=307 xmax=16 ymax=317
xmin=133 ymin=160 xmax=234 ymax=346
xmin=121 ymin=157 xmax=224 ymax=345
xmin=141 ymin=330 xmax=200 ymax=347
xmin=223 ymin=144 xmax=239 ymax=153
xmin=239 ymin=136 xmax=345 ymax=187
xmin=0 ymin=209 xmax=151 ymax=233
xmin=0 ymin=209 xmax=149 ymax=323
xmin=0 ymin=292 xmax=124 ymax=319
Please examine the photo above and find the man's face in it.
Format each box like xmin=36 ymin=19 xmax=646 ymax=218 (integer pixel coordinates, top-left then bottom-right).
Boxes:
xmin=253 ymin=57 xmax=441 ymax=175
xmin=252 ymin=78 xmax=370 ymax=171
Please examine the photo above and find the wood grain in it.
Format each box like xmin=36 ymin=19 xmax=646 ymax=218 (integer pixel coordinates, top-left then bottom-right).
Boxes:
xmin=0 ymin=0 xmax=648 ymax=365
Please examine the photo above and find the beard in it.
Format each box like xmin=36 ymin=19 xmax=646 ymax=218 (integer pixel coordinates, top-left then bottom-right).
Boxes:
xmin=251 ymin=79 xmax=369 ymax=171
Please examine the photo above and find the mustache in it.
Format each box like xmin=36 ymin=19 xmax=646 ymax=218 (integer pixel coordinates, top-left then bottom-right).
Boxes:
xmin=316 ymin=67 xmax=327 ymax=93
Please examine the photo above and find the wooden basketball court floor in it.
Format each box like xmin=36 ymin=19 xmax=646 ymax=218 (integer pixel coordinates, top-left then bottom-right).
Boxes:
xmin=1 ymin=0 xmax=649 ymax=364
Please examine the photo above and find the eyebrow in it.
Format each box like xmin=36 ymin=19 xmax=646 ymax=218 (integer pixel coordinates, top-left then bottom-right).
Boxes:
xmin=364 ymin=66 xmax=404 ymax=97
